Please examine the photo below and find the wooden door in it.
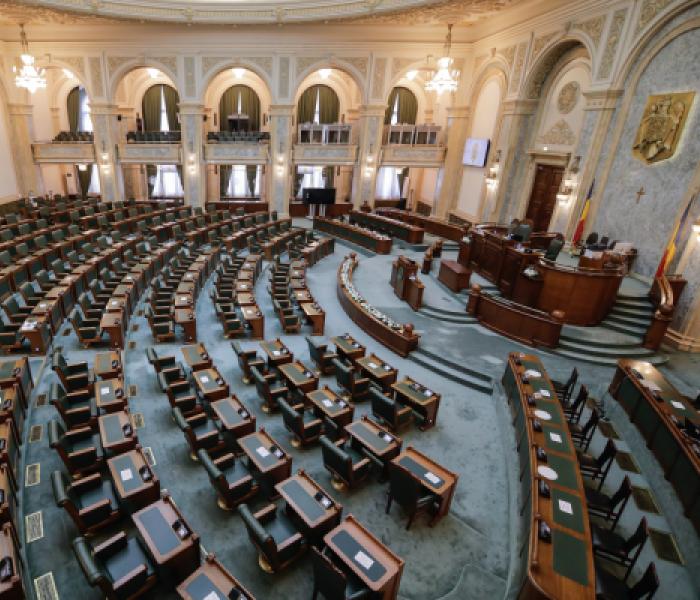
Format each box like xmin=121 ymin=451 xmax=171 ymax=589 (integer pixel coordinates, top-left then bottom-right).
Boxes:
xmin=525 ymin=164 xmax=564 ymax=232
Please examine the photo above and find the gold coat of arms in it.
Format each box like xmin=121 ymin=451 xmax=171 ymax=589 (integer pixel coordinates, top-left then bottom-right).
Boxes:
xmin=633 ymin=92 xmax=694 ymax=164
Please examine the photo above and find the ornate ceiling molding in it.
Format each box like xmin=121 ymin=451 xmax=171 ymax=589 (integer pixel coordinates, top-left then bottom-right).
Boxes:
xmin=2 ymin=0 xmax=525 ymax=26
xmin=572 ymin=15 xmax=605 ymax=48
xmin=538 ymin=118 xmax=576 ymax=145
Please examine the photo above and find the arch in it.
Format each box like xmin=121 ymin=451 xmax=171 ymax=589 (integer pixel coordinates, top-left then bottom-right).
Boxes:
xmin=521 ymin=36 xmax=591 ymax=100
xmin=469 ymin=57 xmax=510 ymax=103
xmin=34 ymin=58 xmax=92 ymax=101
xmin=204 ymin=67 xmax=272 ymax=129
xmin=108 ymin=58 xmax=181 ymax=102
xmin=384 ymin=86 xmax=418 ymax=124
xmin=199 ymin=59 xmax=273 ymax=104
xmin=293 ymin=69 xmax=359 ymax=123
xmin=141 ymin=83 xmax=180 ymax=131
xmin=296 ymin=84 xmax=340 ymax=124
xmin=218 ymin=84 xmax=261 ymax=131
xmin=292 ymin=59 xmax=366 ymax=105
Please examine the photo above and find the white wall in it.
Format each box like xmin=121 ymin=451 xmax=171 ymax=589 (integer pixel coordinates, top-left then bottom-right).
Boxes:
xmin=0 ymin=99 xmax=18 ymax=202
xmin=419 ymin=168 xmax=439 ymax=204
xmin=457 ymin=77 xmax=501 ymax=217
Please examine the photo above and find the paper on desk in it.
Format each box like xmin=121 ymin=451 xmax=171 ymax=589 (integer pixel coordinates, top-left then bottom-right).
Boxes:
xmin=355 ymin=551 xmax=374 ymax=570
xmin=367 ymin=361 xmax=378 ymax=369
xmin=322 ymin=399 xmax=333 ymax=408
xmin=558 ymin=499 xmax=573 ymax=515
xmin=203 ymin=592 xmax=220 ymax=600
xmin=549 ymin=432 xmax=562 ymax=444
xmin=200 ymin=376 xmax=210 ymax=383
xmin=425 ymin=471 xmax=440 ymax=485
xmin=120 ymin=468 xmax=133 ymax=481
xmin=100 ymin=386 xmax=110 ymax=395
xmin=671 ymin=400 xmax=685 ymax=410
xmin=256 ymin=447 xmax=270 ymax=458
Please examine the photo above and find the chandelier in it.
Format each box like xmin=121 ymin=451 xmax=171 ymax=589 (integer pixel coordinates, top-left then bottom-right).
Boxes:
xmin=425 ymin=24 xmax=459 ymax=95
xmin=13 ymin=25 xmax=46 ymax=94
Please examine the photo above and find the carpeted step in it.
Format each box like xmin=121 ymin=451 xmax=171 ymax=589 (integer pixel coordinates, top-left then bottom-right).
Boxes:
xmin=557 ymin=338 xmax=657 ymax=359
xmin=599 ymin=319 xmax=649 ymax=338
xmin=560 ymin=324 xmax=644 ymax=347
xmin=610 ymin=306 xmax=655 ymax=320
xmin=604 ymin=313 xmax=652 ymax=329
xmin=616 ymin=292 xmax=652 ymax=301
xmin=415 ymin=347 xmax=493 ymax=383
xmin=615 ymin=297 xmax=655 ymax=311
xmin=548 ymin=347 xmax=668 ymax=367
xmin=417 ymin=310 xmax=478 ymax=325
xmin=409 ymin=349 xmax=492 ymax=394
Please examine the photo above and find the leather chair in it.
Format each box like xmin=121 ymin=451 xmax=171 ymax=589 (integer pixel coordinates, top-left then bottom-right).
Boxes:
xmin=19 ymin=282 xmax=45 ymax=308
xmin=73 ymin=532 xmax=158 ymax=600
xmin=145 ymin=305 xmax=175 ymax=342
xmin=592 ymin=517 xmax=649 ymax=583
xmin=52 ymin=470 xmax=121 ymax=534
xmin=251 ymin=365 xmax=289 ymax=413
xmin=198 ymin=449 xmax=259 ymax=511
xmin=78 ymin=291 xmax=105 ymax=319
xmin=544 ymin=237 xmax=564 ymax=261
xmin=577 ymin=438 xmax=617 ymax=490
xmin=564 ymin=384 xmax=588 ymax=424
xmin=319 ymin=436 xmax=372 ymax=491
xmin=306 ymin=336 xmax=338 ymax=375
xmin=279 ymin=397 xmax=323 ymax=447
xmin=238 ymin=503 xmax=307 ymax=573
xmin=586 ymin=476 xmax=632 ymax=532
xmin=553 ymin=367 xmax=578 ymax=406
xmin=156 ymin=362 xmax=188 ymax=392
xmin=569 ymin=408 xmax=599 ymax=452
xmin=48 ymin=419 xmax=104 ymax=477
xmin=173 ymin=407 xmax=225 ymax=461
xmin=52 ymin=352 xmax=95 ymax=392
xmin=50 ymin=382 xmax=98 ymax=430
xmin=332 ymin=358 xmax=370 ymax=402
xmin=0 ymin=319 xmax=24 ymax=352
xmin=145 ymin=347 xmax=176 ymax=373
xmin=222 ymin=312 xmax=245 ymax=338
xmin=386 ymin=461 xmax=438 ymax=529
xmin=595 ymin=560 xmax=658 ymax=600
xmin=71 ymin=308 xmax=105 ymax=347
xmin=231 ymin=341 xmax=265 ymax=384
xmin=2 ymin=295 xmax=31 ymax=323
xmin=311 ymin=546 xmax=371 ymax=600
xmin=369 ymin=388 xmax=412 ymax=433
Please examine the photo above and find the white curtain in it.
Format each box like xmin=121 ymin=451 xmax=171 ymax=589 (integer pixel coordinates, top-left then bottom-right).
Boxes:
xmin=390 ymin=94 xmax=399 ymax=126
xmin=226 ymin=165 xmax=260 ymax=197
xmin=375 ymin=167 xmax=401 ymax=199
xmin=78 ymin=87 xmax=100 ymax=194
xmin=296 ymin=165 xmax=325 ymax=198
xmin=152 ymin=87 xmax=184 ymax=198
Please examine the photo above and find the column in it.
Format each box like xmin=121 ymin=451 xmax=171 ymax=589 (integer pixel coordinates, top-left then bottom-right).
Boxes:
xmin=434 ymin=105 xmax=470 ymax=218
xmin=268 ymin=104 xmax=294 ymax=216
xmin=351 ymin=104 xmax=385 ymax=209
xmin=7 ymin=103 xmax=43 ymax=196
xmin=179 ymin=103 xmax=206 ymax=210
xmin=90 ymin=103 xmax=123 ymax=203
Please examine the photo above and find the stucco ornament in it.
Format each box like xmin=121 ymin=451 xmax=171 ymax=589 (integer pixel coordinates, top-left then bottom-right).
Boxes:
xmin=557 ymin=81 xmax=579 ymax=114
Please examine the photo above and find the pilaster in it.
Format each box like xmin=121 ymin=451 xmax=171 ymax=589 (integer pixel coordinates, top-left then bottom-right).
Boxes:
xmin=268 ymin=104 xmax=294 ymax=216
xmin=351 ymin=104 xmax=385 ymax=209
xmin=7 ymin=103 xmax=42 ymax=196
xmin=435 ymin=105 xmax=470 ymax=219
xmin=90 ymin=103 xmax=123 ymax=203
xmin=179 ymin=103 xmax=206 ymax=209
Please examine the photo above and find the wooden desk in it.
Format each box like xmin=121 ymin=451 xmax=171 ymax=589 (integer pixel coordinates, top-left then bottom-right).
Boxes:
xmin=332 ymin=334 xmax=366 ymax=363
xmin=19 ymin=316 xmax=51 ymax=354
xmin=300 ymin=302 xmax=325 ymax=335
xmin=235 ymin=281 xmax=253 ymax=292
xmin=350 ymin=211 xmax=424 ymax=244
xmin=181 ymin=343 xmax=213 ymax=372
xmin=239 ymin=428 xmax=292 ymax=499
xmin=175 ymin=308 xmax=197 ymax=342
xmin=193 ymin=368 xmax=229 ymax=402
xmin=100 ymin=311 xmax=125 ymax=350
xmin=610 ymin=360 xmax=700 ymax=534
xmin=240 ymin=305 xmax=264 ymax=339
xmin=279 ymin=361 xmax=319 ymax=395
xmin=392 ymin=447 xmax=457 ymax=522
xmin=105 ymin=297 xmax=127 ymax=314
xmin=314 ymin=217 xmax=392 ymax=254
xmin=346 ymin=417 xmax=401 ymax=477
xmin=0 ymin=422 xmax=19 ymax=489
xmin=175 ymin=293 xmax=194 ymax=309
xmin=292 ymin=289 xmax=314 ymax=304
xmin=307 ymin=386 xmax=354 ymax=430
xmin=501 ymin=353 xmax=595 ymax=600
xmin=107 ymin=447 xmax=160 ymax=511
xmin=356 ymin=354 xmax=398 ymax=390
xmin=31 ymin=297 xmax=62 ymax=333
xmin=95 ymin=378 xmax=127 ymax=414
xmin=0 ymin=521 xmax=23 ymax=600
xmin=98 ymin=410 xmax=137 ymax=456
xmin=133 ymin=496 xmax=200 ymax=583
xmin=375 ymin=208 xmax=468 ymax=241
xmin=176 ymin=553 xmax=255 ymax=600
xmin=94 ymin=351 xmax=122 ymax=380
xmin=0 ymin=388 xmax=23 ymax=448
xmin=260 ymin=339 xmax=293 ymax=368
xmin=210 ymin=395 xmax=256 ymax=450
xmin=236 ymin=292 xmax=256 ymax=306
xmin=392 ymin=377 xmax=441 ymax=430
xmin=0 ymin=463 xmax=18 ymax=533
xmin=323 ymin=515 xmax=404 ymax=600
xmin=276 ymin=470 xmax=342 ymax=541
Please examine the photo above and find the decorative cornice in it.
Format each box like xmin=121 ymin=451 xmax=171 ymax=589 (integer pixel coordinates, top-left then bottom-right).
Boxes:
xmin=583 ymin=89 xmax=623 ymax=110
xmin=637 ymin=0 xmax=675 ymax=34
xmin=572 ymin=14 xmax=605 ymax=48
xmin=598 ymin=8 xmax=628 ymax=80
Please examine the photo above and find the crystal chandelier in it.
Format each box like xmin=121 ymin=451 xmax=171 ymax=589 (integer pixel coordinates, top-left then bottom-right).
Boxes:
xmin=425 ymin=24 xmax=459 ymax=95
xmin=13 ymin=25 xmax=46 ymax=94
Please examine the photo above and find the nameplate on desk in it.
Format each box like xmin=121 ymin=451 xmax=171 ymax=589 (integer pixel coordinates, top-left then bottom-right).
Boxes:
xmin=641 ymin=379 xmax=661 ymax=392
xmin=549 ymin=432 xmax=562 ymax=444
xmin=524 ymin=369 xmax=541 ymax=379
xmin=100 ymin=386 xmax=110 ymax=395
xmin=533 ymin=409 xmax=551 ymax=421
xmin=540 ymin=390 xmax=551 ymax=398
xmin=424 ymin=471 xmax=440 ymax=485
xmin=354 ymin=550 xmax=374 ymax=570
xmin=110 ymin=300 xmax=119 ymax=306
xmin=558 ymin=499 xmax=573 ymax=515
xmin=120 ymin=468 xmax=133 ymax=482
xmin=256 ymin=446 xmax=270 ymax=458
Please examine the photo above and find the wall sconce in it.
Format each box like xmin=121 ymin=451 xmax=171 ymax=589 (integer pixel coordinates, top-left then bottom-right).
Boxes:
xmin=557 ymin=156 xmax=580 ymax=205
xmin=485 ymin=149 xmax=500 ymax=189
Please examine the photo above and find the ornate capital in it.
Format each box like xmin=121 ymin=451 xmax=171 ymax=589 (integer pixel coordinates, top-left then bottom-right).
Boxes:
xmin=583 ymin=89 xmax=624 ymax=111
xmin=502 ymin=99 xmax=538 ymax=115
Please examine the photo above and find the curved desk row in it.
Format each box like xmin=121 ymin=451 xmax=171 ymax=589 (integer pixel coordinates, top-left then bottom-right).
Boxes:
xmin=314 ymin=217 xmax=392 ymax=254
xmin=374 ymin=208 xmax=468 ymax=242
xmin=502 ymin=353 xmax=595 ymax=600
xmin=610 ymin=360 xmax=700 ymax=534
xmin=337 ymin=254 xmax=419 ymax=357
xmin=349 ymin=211 xmax=424 ymax=244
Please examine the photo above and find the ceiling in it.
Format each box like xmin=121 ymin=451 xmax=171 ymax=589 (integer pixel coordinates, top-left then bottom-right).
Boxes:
xmin=0 ymin=0 xmax=524 ymax=26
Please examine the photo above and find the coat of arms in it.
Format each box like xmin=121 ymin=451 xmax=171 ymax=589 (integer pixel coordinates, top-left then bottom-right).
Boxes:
xmin=633 ymin=92 xmax=695 ymax=164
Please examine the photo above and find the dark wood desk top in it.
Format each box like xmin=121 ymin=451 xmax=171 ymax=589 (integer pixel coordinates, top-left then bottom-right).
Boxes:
xmin=95 ymin=378 xmax=126 ymax=411
xmin=391 ymin=377 xmax=439 ymax=407
xmin=176 ymin=554 xmax=255 ymax=600
xmin=108 ymin=448 xmax=157 ymax=501
xmin=346 ymin=417 xmax=401 ymax=459
xmin=307 ymin=387 xmax=353 ymax=419
xmin=260 ymin=339 xmax=292 ymax=363
xmin=276 ymin=470 xmax=341 ymax=530
xmin=357 ymin=354 xmax=398 ymax=385
xmin=332 ymin=334 xmax=366 ymax=360
xmin=239 ymin=429 xmax=290 ymax=474
xmin=94 ymin=351 xmax=122 ymax=379
xmin=210 ymin=396 xmax=254 ymax=430
xmin=279 ymin=361 xmax=319 ymax=388
xmin=98 ymin=410 xmax=136 ymax=453
xmin=392 ymin=447 xmax=456 ymax=496
xmin=133 ymin=497 xmax=198 ymax=566
xmin=181 ymin=343 xmax=212 ymax=371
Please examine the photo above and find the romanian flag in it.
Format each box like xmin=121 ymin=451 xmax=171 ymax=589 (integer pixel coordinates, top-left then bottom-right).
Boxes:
xmin=572 ymin=178 xmax=594 ymax=245
xmin=655 ymin=194 xmax=695 ymax=278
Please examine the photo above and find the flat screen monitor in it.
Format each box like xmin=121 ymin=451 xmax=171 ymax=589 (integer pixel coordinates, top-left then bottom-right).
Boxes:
xmin=462 ymin=137 xmax=490 ymax=167
xmin=303 ymin=188 xmax=336 ymax=205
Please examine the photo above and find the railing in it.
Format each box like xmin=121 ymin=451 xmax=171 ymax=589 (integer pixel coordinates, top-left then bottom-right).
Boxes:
xmin=645 ymin=274 xmax=687 ymax=350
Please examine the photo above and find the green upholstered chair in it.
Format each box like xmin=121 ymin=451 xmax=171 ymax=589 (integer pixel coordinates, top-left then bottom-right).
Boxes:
xmin=52 ymin=351 xmax=94 ymax=392
xmin=544 ymin=237 xmax=564 ymax=261
xmin=595 ymin=560 xmax=658 ymax=600
xmin=48 ymin=419 xmax=104 ymax=477
xmin=577 ymin=438 xmax=617 ymax=490
xmin=222 ymin=312 xmax=245 ymax=338
xmin=145 ymin=306 xmax=175 ymax=342
xmin=18 ymin=282 xmax=44 ymax=308
xmin=50 ymin=382 xmax=97 ymax=430
xmin=586 ymin=476 xmax=632 ymax=532
xmin=592 ymin=517 xmax=649 ymax=583
xmin=251 ymin=365 xmax=289 ymax=413
xmin=71 ymin=308 xmax=105 ymax=347
xmin=2 ymin=295 xmax=31 ymax=323
xmin=238 ymin=503 xmax=307 ymax=573
xmin=332 ymin=358 xmax=370 ymax=402
xmin=78 ymin=291 xmax=104 ymax=320
xmin=385 ymin=461 xmax=438 ymax=529
xmin=198 ymin=449 xmax=259 ymax=511
xmin=278 ymin=397 xmax=322 ymax=448
xmin=156 ymin=363 xmax=187 ymax=392
xmin=306 ymin=336 xmax=338 ymax=375
xmin=369 ymin=387 xmax=412 ymax=433
xmin=231 ymin=341 xmax=265 ymax=384
xmin=311 ymin=546 xmax=370 ymax=600
xmin=173 ymin=407 xmax=225 ymax=461
xmin=319 ymin=436 xmax=372 ymax=492
xmin=0 ymin=320 xmax=23 ymax=353
xmin=73 ymin=532 xmax=158 ymax=600
xmin=52 ymin=470 xmax=121 ymax=535
xmin=145 ymin=347 xmax=177 ymax=374
xmin=162 ymin=379 xmax=200 ymax=416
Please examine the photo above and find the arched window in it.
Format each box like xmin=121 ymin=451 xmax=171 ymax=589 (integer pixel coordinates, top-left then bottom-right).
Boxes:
xmin=67 ymin=86 xmax=100 ymax=196
xmin=142 ymin=84 xmax=179 ymax=131
xmin=219 ymin=85 xmax=261 ymax=131
xmin=297 ymin=84 xmax=339 ymax=124
xmin=384 ymin=87 xmax=418 ymax=125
